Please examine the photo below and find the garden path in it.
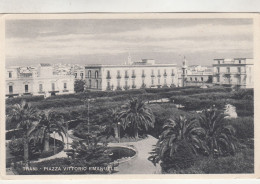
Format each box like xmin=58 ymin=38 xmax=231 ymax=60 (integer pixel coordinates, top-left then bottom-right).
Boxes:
xmin=32 ymin=132 xmax=161 ymax=174
xmin=109 ymin=135 xmax=161 ymax=174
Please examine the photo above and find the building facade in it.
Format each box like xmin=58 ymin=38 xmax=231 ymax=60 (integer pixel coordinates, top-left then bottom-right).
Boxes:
xmin=212 ymin=58 xmax=254 ymax=88
xmin=6 ymin=63 xmax=75 ymax=97
xmin=73 ymin=65 xmax=85 ymax=80
xmin=178 ymin=58 xmax=213 ymax=87
xmin=85 ymin=59 xmax=178 ymax=91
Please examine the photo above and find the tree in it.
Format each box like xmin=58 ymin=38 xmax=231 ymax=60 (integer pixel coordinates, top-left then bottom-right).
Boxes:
xmin=9 ymin=100 xmax=39 ymax=165
xmin=118 ymin=97 xmax=155 ymax=139
xmin=74 ymin=79 xmax=86 ymax=93
xmin=31 ymin=110 xmax=66 ymax=152
xmin=105 ymin=108 xmax=121 ymax=138
xmin=70 ymin=135 xmax=112 ymax=172
xmin=149 ymin=115 xmax=206 ymax=170
xmin=198 ymin=107 xmax=237 ymax=156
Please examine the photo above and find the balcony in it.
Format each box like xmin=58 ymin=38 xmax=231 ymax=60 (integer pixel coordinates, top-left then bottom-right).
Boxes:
xmin=163 ymin=73 xmax=167 ymax=77
xmin=131 ymin=74 xmax=136 ymax=78
xmin=124 ymin=75 xmax=129 ymax=79
xmin=132 ymin=84 xmax=136 ymax=89
xmin=171 ymin=73 xmax=175 ymax=76
xmin=117 ymin=75 xmax=121 ymax=79
xmin=106 ymin=75 xmax=111 ymax=79
xmin=142 ymin=74 xmax=146 ymax=78
xmin=151 ymin=74 xmax=155 ymax=77
xmin=63 ymin=89 xmax=69 ymax=92
xmin=157 ymin=74 xmax=161 ymax=77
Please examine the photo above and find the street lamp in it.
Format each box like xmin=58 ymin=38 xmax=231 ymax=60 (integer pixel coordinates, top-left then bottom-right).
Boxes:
xmin=118 ymin=122 xmax=121 ymax=143
xmin=53 ymin=131 xmax=56 ymax=154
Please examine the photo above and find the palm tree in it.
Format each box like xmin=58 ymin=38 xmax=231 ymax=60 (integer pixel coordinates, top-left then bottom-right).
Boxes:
xmin=198 ymin=107 xmax=237 ymax=156
xmin=31 ymin=110 xmax=66 ymax=152
xmin=149 ymin=115 xmax=206 ymax=169
xmin=118 ymin=97 xmax=155 ymax=139
xmin=9 ymin=100 xmax=39 ymax=165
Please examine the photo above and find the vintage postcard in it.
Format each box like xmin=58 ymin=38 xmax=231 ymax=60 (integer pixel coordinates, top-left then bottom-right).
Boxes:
xmin=0 ymin=13 xmax=259 ymax=179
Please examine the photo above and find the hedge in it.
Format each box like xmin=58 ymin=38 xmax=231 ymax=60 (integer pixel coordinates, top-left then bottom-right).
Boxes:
xmin=6 ymin=95 xmax=45 ymax=105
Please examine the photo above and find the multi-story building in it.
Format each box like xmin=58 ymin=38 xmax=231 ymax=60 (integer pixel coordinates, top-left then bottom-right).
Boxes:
xmin=178 ymin=58 xmax=213 ymax=87
xmin=6 ymin=63 xmax=75 ymax=98
xmin=212 ymin=58 xmax=254 ymax=88
xmin=85 ymin=59 xmax=178 ymax=91
xmin=74 ymin=65 xmax=85 ymax=80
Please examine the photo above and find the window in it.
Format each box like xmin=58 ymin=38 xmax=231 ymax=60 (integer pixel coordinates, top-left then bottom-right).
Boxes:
xmin=190 ymin=77 xmax=192 ymax=81
xmin=218 ymin=60 xmax=220 ymax=64
xmin=217 ymin=77 xmax=220 ymax=82
xmin=158 ymin=78 xmax=160 ymax=84
xmin=96 ymin=80 xmax=98 ymax=89
xmin=227 ymin=67 xmax=230 ymax=73
xmin=125 ymin=80 xmax=128 ymax=86
xmin=125 ymin=70 xmax=128 ymax=77
xmin=88 ymin=70 xmax=91 ymax=78
xmin=64 ymin=83 xmax=67 ymax=89
xmin=237 ymin=67 xmax=241 ymax=73
xmin=75 ymin=73 xmax=77 ymax=78
xmin=239 ymin=60 xmax=241 ymax=64
xmin=151 ymin=69 xmax=154 ymax=75
xmin=89 ymin=80 xmax=92 ymax=88
xmin=9 ymin=86 xmax=13 ymax=94
xmin=195 ymin=77 xmax=197 ymax=81
xmin=152 ymin=78 xmax=154 ymax=85
xmin=95 ymin=71 xmax=98 ymax=79
xmin=39 ymin=84 xmax=43 ymax=92
xmin=158 ymin=69 xmax=160 ymax=75
xmin=117 ymin=80 xmax=120 ymax=87
xmin=217 ymin=67 xmax=220 ymax=73
xmin=9 ymin=72 xmax=12 ymax=78
xmin=107 ymin=81 xmax=110 ymax=88
xmin=25 ymin=85 xmax=28 ymax=93
xmin=107 ymin=70 xmax=111 ymax=78
xmin=80 ymin=73 xmax=83 ymax=79
xmin=117 ymin=70 xmax=120 ymax=77
xmin=52 ymin=83 xmax=55 ymax=91
xmin=201 ymin=77 xmax=204 ymax=81
xmin=164 ymin=78 xmax=167 ymax=84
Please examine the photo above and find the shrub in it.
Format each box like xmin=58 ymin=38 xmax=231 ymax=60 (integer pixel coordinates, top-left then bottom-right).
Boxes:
xmin=6 ymin=95 xmax=44 ymax=105
xmin=226 ymin=117 xmax=254 ymax=139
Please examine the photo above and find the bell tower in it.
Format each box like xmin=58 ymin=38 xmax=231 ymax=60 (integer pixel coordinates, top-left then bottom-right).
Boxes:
xmin=182 ymin=56 xmax=188 ymax=87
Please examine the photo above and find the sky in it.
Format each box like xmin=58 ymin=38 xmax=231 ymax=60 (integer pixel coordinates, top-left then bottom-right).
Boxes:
xmin=5 ymin=18 xmax=253 ymax=67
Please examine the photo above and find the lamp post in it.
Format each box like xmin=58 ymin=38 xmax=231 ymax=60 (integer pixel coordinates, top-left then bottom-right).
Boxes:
xmin=118 ymin=122 xmax=121 ymax=143
xmin=53 ymin=131 xmax=56 ymax=154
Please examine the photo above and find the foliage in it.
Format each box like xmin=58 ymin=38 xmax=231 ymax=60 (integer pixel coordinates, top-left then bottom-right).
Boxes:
xmin=149 ymin=115 xmax=206 ymax=170
xmin=118 ymin=97 xmax=155 ymax=138
xmin=226 ymin=116 xmax=254 ymax=140
xmin=6 ymin=95 xmax=44 ymax=105
xmin=69 ymin=135 xmax=112 ymax=170
xmin=199 ymin=107 xmax=237 ymax=156
xmin=8 ymin=100 xmax=39 ymax=164
xmin=30 ymin=110 xmax=66 ymax=151
xmin=74 ymin=79 xmax=86 ymax=93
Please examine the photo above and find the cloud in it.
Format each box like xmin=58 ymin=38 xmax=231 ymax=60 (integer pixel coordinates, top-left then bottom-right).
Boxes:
xmin=5 ymin=19 xmax=253 ymax=66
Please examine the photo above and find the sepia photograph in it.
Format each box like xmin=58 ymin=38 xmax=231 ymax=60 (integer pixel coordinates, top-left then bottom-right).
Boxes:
xmin=1 ymin=13 xmax=259 ymax=178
